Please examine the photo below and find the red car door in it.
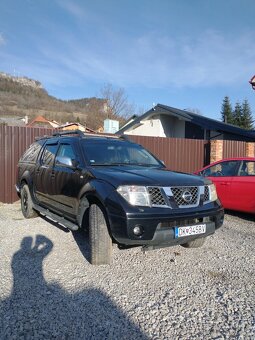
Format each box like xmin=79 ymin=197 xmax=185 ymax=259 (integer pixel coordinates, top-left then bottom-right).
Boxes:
xmin=202 ymin=160 xmax=240 ymax=209
xmin=208 ymin=175 xmax=233 ymax=208
xmin=227 ymin=160 xmax=255 ymax=213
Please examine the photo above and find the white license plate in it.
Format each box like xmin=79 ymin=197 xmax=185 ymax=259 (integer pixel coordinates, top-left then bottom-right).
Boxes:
xmin=175 ymin=224 xmax=206 ymax=238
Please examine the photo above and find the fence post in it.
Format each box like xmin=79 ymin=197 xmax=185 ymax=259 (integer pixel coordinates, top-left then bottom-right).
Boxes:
xmin=246 ymin=142 xmax=255 ymax=157
xmin=210 ymin=140 xmax=223 ymax=163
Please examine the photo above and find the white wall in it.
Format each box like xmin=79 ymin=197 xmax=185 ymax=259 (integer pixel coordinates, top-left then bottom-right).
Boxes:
xmin=124 ymin=114 xmax=186 ymax=138
xmin=124 ymin=116 xmax=165 ymax=136
xmin=160 ymin=115 xmax=185 ymax=138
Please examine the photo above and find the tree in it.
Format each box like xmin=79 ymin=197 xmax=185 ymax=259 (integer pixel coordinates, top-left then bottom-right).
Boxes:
xmin=221 ymin=96 xmax=254 ymax=129
xmin=232 ymin=102 xmax=242 ymax=127
xmin=241 ymin=99 xmax=253 ymax=130
xmin=221 ymin=96 xmax=233 ymax=124
xmin=100 ymin=83 xmax=134 ymax=118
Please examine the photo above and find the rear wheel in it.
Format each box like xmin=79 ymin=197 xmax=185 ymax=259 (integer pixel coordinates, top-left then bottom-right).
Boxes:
xmin=20 ymin=184 xmax=38 ymax=219
xmin=181 ymin=237 xmax=206 ymax=248
xmin=89 ymin=204 xmax=112 ymax=265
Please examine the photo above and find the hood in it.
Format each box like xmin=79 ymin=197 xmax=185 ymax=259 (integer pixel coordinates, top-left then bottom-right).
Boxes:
xmin=91 ymin=165 xmax=207 ymax=188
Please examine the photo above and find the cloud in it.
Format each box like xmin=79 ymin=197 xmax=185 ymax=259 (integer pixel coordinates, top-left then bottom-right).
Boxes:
xmin=109 ymin=30 xmax=255 ymax=89
xmin=56 ymin=0 xmax=87 ymax=19
xmin=1 ymin=28 xmax=254 ymax=93
xmin=0 ymin=33 xmax=6 ymax=46
xmin=35 ymin=29 xmax=255 ymax=90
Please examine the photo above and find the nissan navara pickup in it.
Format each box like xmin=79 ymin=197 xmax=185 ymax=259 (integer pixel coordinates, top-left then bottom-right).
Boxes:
xmin=16 ymin=131 xmax=224 ymax=265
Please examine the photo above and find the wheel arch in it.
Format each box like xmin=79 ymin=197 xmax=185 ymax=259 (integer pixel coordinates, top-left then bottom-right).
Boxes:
xmin=20 ymin=170 xmax=33 ymax=190
xmin=78 ymin=193 xmax=114 ymax=240
xmin=77 ymin=180 xmax=115 ymax=232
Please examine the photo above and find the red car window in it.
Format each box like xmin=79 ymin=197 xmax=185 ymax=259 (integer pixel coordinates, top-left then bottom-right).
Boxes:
xmin=238 ymin=161 xmax=255 ymax=176
xmin=203 ymin=161 xmax=239 ymax=177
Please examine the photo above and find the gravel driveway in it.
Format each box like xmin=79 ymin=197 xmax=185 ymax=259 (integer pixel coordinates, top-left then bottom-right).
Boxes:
xmin=0 ymin=202 xmax=254 ymax=339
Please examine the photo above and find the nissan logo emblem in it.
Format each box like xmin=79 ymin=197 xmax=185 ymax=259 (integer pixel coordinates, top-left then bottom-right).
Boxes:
xmin=182 ymin=190 xmax=193 ymax=203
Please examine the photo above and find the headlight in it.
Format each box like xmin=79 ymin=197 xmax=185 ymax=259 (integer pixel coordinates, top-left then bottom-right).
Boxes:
xmin=117 ymin=186 xmax=150 ymax=206
xmin=209 ymin=183 xmax=218 ymax=201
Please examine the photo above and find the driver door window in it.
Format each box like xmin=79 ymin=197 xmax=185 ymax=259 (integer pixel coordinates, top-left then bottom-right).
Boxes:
xmin=57 ymin=144 xmax=76 ymax=160
xmin=204 ymin=161 xmax=238 ymax=177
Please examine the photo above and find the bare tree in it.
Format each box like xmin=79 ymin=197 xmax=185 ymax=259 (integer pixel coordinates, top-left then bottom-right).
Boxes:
xmin=100 ymin=83 xmax=135 ymax=118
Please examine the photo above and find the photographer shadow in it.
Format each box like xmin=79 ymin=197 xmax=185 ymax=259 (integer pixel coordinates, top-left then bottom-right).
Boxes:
xmin=0 ymin=235 xmax=148 ymax=339
xmin=72 ymin=228 xmax=91 ymax=263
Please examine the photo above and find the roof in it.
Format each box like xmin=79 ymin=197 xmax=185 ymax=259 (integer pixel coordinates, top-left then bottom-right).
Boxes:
xmin=117 ymin=103 xmax=255 ymax=141
xmin=27 ymin=115 xmax=59 ymax=128
xmin=57 ymin=122 xmax=95 ymax=133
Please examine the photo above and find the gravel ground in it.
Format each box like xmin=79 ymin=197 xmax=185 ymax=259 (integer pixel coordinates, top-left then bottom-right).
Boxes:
xmin=0 ymin=202 xmax=254 ymax=340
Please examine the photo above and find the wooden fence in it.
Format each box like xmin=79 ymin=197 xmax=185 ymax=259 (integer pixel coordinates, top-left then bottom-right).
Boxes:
xmin=127 ymin=135 xmax=208 ymax=173
xmin=0 ymin=125 xmax=253 ymax=203
xmin=0 ymin=126 xmax=54 ymax=203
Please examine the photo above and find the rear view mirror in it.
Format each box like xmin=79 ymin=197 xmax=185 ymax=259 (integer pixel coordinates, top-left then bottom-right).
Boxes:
xmin=55 ymin=156 xmax=78 ymax=168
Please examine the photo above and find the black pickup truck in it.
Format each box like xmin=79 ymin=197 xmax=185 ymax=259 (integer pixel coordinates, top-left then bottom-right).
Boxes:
xmin=16 ymin=131 xmax=224 ymax=265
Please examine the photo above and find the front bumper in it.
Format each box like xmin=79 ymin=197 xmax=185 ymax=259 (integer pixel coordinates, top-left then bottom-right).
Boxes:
xmin=108 ymin=203 xmax=224 ymax=247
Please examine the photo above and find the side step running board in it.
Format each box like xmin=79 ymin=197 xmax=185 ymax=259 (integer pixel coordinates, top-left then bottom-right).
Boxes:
xmin=33 ymin=204 xmax=79 ymax=231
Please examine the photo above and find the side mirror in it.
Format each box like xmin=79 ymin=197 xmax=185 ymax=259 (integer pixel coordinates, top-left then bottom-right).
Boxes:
xmin=55 ymin=156 xmax=78 ymax=169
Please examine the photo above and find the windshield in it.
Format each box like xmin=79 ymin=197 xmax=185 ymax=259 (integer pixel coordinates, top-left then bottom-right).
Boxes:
xmin=82 ymin=140 xmax=163 ymax=167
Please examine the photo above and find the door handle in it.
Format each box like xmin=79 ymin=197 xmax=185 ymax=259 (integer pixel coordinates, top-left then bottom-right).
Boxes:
xmin=220 ymin=182 xmax=230 ymax=185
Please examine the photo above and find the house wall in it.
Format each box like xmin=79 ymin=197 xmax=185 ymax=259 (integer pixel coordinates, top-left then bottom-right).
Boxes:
xmin=209 ymin=130 xmax=223 ymax=140
xmin=185 ymin=122 xmax=204 ymax=139
xmin=125 ymin=116 xmax=164 ymax=137
xmin=126 ymin=115 xmax=185 ymax=138
xmin=160 ymin=115 xmax=185 ymax=138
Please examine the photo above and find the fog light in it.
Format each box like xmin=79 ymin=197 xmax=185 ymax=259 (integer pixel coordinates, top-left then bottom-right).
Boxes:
xmin=133 ymin=225 xmax=143 ymax=236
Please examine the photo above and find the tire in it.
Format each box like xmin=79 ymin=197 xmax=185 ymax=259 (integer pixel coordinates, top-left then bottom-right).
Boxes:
xmin=181 ymin=237 xmax=206 ymax=248
xmin=20 ymin=184 xmax=38 ymax=219
xmin=89 ymin=204 xmax=112 ymax=265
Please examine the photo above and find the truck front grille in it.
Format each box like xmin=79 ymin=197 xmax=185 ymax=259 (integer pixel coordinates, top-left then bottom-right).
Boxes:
xmin=148 ymin=187 xmax=167 ymax=206
xmin=204 ymin=185 xmax=210 ymax=202
xmin=170 ymin=186 xmax=199 ymax=207
xmin=147 ymin=185 xmax=210 ymax=208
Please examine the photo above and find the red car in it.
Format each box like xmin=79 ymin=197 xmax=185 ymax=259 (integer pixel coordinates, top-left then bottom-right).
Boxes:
xmin=195 ymin=157 xmax=255 ymax=214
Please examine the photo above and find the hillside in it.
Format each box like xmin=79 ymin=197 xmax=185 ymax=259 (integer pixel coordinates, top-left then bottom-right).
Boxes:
xmin=0 ymin=72 xmax=118 ymax=130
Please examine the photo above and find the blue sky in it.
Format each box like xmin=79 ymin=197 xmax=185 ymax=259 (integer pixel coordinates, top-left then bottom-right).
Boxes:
xmin=0 ymin=0 xmax=255 ymax=120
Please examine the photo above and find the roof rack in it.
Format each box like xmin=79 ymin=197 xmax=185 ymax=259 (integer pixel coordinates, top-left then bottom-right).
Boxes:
xmin=35 ymin=135 xmax=52 ymax=141
xmin=53 ymin=129 xmax=84 ymax=137
xmin=52 ymin=129 xmax=126 ymax=139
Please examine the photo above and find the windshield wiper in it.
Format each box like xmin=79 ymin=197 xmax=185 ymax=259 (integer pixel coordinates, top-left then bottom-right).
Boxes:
xmin=91 ymin=162 xmax=131 ymax=166
xmin=91 ymin=162 xmax=162 ymax=167
xmin=90 ymin=163 xmax=113 ymax=166
xmin=110 ymin=162 xmax=162 ymax=167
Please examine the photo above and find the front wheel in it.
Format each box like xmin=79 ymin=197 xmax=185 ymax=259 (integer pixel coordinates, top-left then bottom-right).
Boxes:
xmin=20 ymin=184 xmax=38 ymax=219
xmin=181 ymin=237 xmax=206 ymax=248
xmin=89 ymin=204 xmax=112 ymax=265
